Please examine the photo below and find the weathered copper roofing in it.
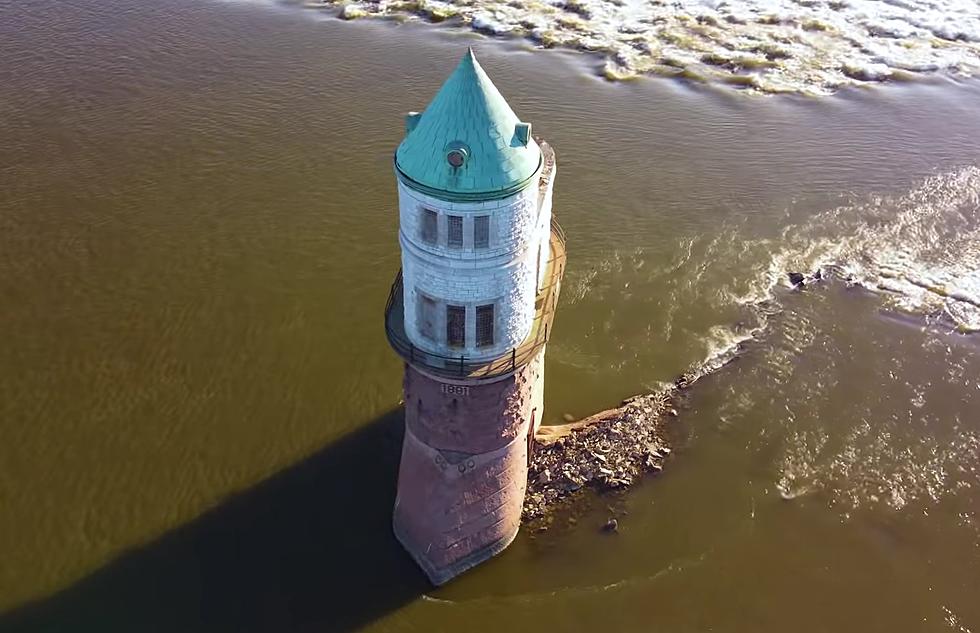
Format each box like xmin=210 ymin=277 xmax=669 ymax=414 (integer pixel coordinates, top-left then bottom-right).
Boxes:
xmin=395 ymin=48 xmax=542 ymax=202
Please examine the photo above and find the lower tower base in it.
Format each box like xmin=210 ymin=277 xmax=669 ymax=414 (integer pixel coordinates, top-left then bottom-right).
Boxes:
xmin=392 ymin=351 xmax=545 ymax=585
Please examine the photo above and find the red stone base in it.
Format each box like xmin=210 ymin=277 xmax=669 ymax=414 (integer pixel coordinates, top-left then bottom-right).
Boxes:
xmin=393 ymin=351 xmax=545 ymax=585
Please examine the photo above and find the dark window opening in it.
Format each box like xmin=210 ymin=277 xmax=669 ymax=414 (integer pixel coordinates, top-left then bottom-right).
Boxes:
xmin=421 ymin=209 xmax=438 ymax=244
xmin=447 ymin=305 xmax=465 ymax=348
xmin=476 ymin=304 xmax=494 ymax=348
xmin=474 ymin=216 xmax=490 ymax=249
xmin=448 ymin=215 xmax=463 ymax=249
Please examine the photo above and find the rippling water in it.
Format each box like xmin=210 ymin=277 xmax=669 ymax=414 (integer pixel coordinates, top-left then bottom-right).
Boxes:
xmin=1 ymin=0 xmax=979 ymax=630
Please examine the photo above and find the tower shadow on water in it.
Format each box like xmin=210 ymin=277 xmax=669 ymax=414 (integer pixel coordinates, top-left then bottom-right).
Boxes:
xmin=0 ymin=407 xmax=428 ymax=633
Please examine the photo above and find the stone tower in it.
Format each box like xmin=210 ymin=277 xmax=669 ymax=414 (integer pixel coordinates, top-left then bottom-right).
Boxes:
xmin=383 ymin=49 xmax=564 ymax=585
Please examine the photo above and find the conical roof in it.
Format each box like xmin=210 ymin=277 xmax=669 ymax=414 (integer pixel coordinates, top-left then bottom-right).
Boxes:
xmin=395 ymin=49 xmax=542 ymax=202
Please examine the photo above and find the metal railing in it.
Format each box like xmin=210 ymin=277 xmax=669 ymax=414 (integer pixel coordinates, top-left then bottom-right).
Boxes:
xmin=384 ymin=220 xmax=566 ymax=380
xmin=549 ymin=216 xmax=566 ymax=247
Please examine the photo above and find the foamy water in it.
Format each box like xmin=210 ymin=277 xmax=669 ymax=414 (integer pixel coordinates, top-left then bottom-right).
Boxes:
xmin=776 ymin=416 xmax=980 ymax=511
xmin=688 ymin=166 xmax=980 ymax=337
xmin=703 ymin=166 xmax=980 ymax=515
xmin=564 ymin=165 xmax=980 ymax=516
xmin=771 ymin=166 xmax=980 ymax=331
xmin=302 ymin=0 xmax=980 ymax=94
xmin=559 ymin=165 xmax=980 ymax=396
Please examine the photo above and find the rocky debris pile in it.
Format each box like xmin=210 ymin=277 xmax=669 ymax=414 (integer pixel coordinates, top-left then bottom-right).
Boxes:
xmin=521 ymin=342 xmax=749 ymax=525
xmin=522 ymin=390 xmax=677 ymax=522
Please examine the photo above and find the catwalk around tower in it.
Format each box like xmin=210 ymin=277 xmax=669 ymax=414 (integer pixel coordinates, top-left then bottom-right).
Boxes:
xmin=383 ymin=48 xmax=565 ymax=585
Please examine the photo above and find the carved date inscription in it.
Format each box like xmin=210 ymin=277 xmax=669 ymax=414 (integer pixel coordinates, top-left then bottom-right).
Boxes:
xmin=441 ymin=384 xmax=470 ymax=396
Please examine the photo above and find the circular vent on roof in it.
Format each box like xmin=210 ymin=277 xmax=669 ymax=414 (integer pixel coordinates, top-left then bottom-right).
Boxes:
xmin=444 ymin=141 xmax=469 ymax=168
xmin=447 ymin=150 xmax=465 ymax=168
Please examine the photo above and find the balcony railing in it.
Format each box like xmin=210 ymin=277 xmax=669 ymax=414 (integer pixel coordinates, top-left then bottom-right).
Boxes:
xmin=384 ymin=218 xmax=566 ymax=380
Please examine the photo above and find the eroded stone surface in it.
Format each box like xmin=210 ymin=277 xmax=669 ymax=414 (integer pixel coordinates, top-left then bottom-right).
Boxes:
xmin=394 ymin=354 xmax=544 ymax=584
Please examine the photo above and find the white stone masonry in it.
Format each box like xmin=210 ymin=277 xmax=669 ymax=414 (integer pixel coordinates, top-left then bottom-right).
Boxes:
xmin=397 ymin=171 xmax=553 ymax=361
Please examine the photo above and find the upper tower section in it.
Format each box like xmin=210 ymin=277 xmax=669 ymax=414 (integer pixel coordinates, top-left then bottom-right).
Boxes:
xmin=395 ymin=48 xmax=542 ymax=202
xmin=387 ymin=49 xmax=560 ymax=367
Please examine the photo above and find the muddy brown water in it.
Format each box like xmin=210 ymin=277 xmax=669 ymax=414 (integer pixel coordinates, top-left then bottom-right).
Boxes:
xmin=2 ymin=0 xmax=980 ymax=630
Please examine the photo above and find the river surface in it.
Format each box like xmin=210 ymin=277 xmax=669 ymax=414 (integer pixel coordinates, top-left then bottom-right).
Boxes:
xmin=1 ymin=0 xmax=979 ymax=631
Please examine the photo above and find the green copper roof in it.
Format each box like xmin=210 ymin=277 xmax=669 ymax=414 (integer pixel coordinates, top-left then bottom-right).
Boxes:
xmin=395 ymin=48 xmax=542 ymax=202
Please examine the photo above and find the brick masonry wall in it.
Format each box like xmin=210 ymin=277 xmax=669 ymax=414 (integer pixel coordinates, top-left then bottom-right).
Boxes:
xmin=393 ymin=352 xmax=545 ymax=584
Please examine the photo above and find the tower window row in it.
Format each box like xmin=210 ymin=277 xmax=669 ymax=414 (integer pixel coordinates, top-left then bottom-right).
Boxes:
xmin=420 ymin=208 xmax=490 ymax=250
xmin=418 ymin=294 xmax=495 ymax=349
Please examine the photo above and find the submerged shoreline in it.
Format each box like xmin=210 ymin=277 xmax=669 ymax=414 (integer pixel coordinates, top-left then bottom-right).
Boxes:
xmin=522 ymin=246 xmax=979 ymax=523
xmin=523 ymin=323 xmax=750 ymax=523
xmin=299 ymin=0 xmax=980 ymax=95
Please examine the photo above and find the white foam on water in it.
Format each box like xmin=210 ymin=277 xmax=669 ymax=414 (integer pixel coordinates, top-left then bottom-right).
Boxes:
xmin=421 ymin=593 xmax=458 ymax=604
xmin=723 ymin=166 xmax=980 ymax=335
xmin=685 ymin=166 xmax=980 ymax=514
xmin=942 ymin=606 xmax=975 ymax=633
xmin=776 ymin=416 xmax=980 ymax=512
xmin=697 ymin=323 xmax=758 ymax=374
xmin=683 ymin=166 xmax=980 ymax=405
xmin=304 ymin=0 xmax=980 ymax=94
xmin=775 ymin=427 xmax=827 ymax=500
xmin=823 ymin=167 xmax=980 ymax=331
